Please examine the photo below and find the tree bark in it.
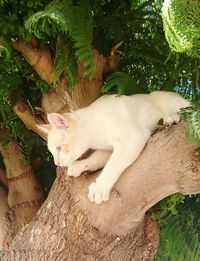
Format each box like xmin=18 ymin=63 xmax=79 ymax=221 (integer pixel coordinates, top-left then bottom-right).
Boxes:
xmin=0 ymin=141 xmax=44 ymax=250
xmin=2 ymin=122 xmax=200 ymax=260
xmin=2 ymin=37 xmax=119 ymax=252
xmin=12 ymin=38 xmax=120 ymax=121
xmin=0 ymin=186 xmax=8 ymax=250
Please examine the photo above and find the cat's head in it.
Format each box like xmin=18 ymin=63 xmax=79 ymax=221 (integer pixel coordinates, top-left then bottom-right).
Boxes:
xmin=38 ymin=113 xmax=84 ymax=167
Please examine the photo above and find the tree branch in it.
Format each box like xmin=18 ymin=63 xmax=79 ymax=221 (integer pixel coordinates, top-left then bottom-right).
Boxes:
xmin=61 ymin=121 xmax=200 ymax=235
xmin=2 ymin=122 xmax=199 ymax=260
xmin=12 ymin=38 xmax=54 ymax=87
xmin=12 ymin=38 xmax=121 ymax=113
xmin=13 ymin=101 xmax=47 ymax=141
xmin=0 ymin=140 xmax=44 ymax=205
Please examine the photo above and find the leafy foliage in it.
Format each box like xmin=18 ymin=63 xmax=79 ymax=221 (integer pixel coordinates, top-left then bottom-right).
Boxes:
xmin=0 ymin=1 xmax=200 ymax=259
xmin=53 ymin=35 xmax=77 ymax=90
xmin=151 ymin=193 xmax=185 ymax=222
xmin=154 ymin=196 xmax=200 ymax=261
xmin=0 ymin=37 xmax=12 ymax=59
xmin=0 ymin=0 xmax=51 ymax=40
xmin=0 ymin=49 xmax=49 ymax=167
xmin=162 ymin=0 xmax=200 ymax=58
xmin=25 ymin=0 xmax=93 ymax=79
xmin=181 ymin=99 xmax=200 ymax=144
xmin=93 ymin=0 xmax=199 ymax=93
xmin=101 ymin=72 xmax=145 ymax=95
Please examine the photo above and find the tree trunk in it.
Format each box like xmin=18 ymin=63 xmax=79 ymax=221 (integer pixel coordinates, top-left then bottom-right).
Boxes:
xmin=0 ymin=141 xmax=44 ymax=250
xmin=2 ymin=122 xmax=200 ymax=260
xmin=0 ymin=38 xmax=122 ymax=256
xmin=0 ymin=186 xmax=8 ymax=250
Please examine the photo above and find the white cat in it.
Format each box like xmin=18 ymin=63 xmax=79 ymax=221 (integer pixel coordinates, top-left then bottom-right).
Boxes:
xmin=38 ymin=91 xmax=190 ymax=204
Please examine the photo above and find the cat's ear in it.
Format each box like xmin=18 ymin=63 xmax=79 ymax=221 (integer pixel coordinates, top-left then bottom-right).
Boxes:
xmin=37 ymin=124 xmax=52 ymax=135
xmin=47 ymin=113 xmax=68 ymax=128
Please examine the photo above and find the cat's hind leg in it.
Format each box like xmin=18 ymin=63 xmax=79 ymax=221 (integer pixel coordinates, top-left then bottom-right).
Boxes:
xmin=67 ymin=150 xmax=111 ymax=177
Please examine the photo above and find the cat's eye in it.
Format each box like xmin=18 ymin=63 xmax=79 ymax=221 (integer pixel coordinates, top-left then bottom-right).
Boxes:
xmin=56 ymin=146 xmax=61 ymax=152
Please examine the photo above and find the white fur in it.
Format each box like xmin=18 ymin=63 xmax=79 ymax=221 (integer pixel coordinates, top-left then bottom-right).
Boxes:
xmin=39 ymin=91 xmax=190 ymax=204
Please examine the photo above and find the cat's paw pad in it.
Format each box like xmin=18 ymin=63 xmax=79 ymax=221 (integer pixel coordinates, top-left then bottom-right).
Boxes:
xmin=163 ymin=113 xmax=180 ymax=125
xmin=88 ymin=182 xmax=110 ymax=204
xmin=68 ymin=162 xmax=89 ymax=177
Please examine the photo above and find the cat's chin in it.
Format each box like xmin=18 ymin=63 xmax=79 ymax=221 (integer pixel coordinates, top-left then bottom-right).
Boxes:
xmin=58 ymin=162 xmax=71 ymax=168
xmin=58 ymin=157 xmax=78 ymax=168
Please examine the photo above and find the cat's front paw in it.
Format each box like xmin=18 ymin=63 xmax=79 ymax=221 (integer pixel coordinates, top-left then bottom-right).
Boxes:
xmin=163 ymin=113 xmax=180 ymax=125
xmin=88 ymin=182 xmax=110 ymax=204
xmin=68 ymin=161 xmax=89 ymax=177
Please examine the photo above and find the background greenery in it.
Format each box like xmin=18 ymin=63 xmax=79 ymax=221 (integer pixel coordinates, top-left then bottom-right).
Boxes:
xmin=0 ymin=0 xmax=200 ymax=259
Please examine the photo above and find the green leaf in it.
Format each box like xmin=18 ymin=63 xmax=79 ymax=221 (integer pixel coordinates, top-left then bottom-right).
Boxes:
xmin=0 ymin=37 xmax=12 ymax=60
xmin=162 ymin=0 xmax=200 ymax=58
xmin=181 ymin=101 xmax=200 ymax=144
xmin=101 ymin=72 xmax=141 ymax=95
xmin=155 ymin=212 xmax=200 ymax=261
xmin=25 ymin=0 xmax=94 ymax=78
xmin=36 ymin=79 xmax=49 ymax=93
xmin=53 ymin=35 xmax=77 ymax=90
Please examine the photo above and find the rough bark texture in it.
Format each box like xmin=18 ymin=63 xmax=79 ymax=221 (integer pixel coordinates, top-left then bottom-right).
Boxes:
xmin=13 ymin=101 xmax=47 ymax=140
xmin=0 ymin=38 xmax=124 ymax=257
xmin=0 ymin=186 xmax=8 ymax=250
xmin=12 ymin=39 xmax=120 ymax=126
xmin=2 ymin=122 xmax=200 ymax=260
xmin=38 ymin=47 xmax=114 ymax=115
xmin=12 ymin=38 xmax=54 ymax=86
xmin=0 ymin=141 xmax=44 ymax=250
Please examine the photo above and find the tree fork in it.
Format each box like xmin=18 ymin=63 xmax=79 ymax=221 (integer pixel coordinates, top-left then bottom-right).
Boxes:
xmin=12 ymin=38 xmax=120 ymax=115
xmin=13 ymin=101 xmax=47 ymax=140
xmin=3 ymin=122 xmax=199 ymax=260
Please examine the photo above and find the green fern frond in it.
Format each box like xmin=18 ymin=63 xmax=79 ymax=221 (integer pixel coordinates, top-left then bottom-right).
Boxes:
xmin=151 ymin=193 xmax=185 ymax=223
xmin=65 ymin=50 xmax=77 ymax=90
xmin=25 ymin=2 xmax=72 ymax=38
xmin=153 ymin=195 xmax=200 ymax=260
xmin=53 ymin=35 xmax=77 ymax=90
xmin=101 ymin=72 xmax=141 ymax=95
xmin=155 ymin=212 xmax=200 ymax=261
xmin=181 ymin=105 xmax=200 ymax=144
xmin=0 ymin=37 xmax=12 ymax=60
xmin=70 ymin=0 xmax=93 ymax=78
xmin=35 ymin=78 xmax=49 ymax=93
xmin=25 ymin=0 xmax=93 ymax=78
xmin=162 ymin=0 xmax=200 ymax=58
xmin=53 ymin=35 xmax=71 ymax=87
